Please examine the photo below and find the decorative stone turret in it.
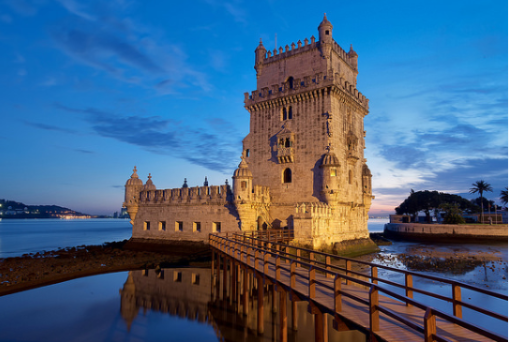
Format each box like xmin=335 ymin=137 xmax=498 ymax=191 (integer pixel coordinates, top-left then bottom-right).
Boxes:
xmin=233 ymin=156 xmax=253 ymax=204
xmin=254 ymin=39 xmax=267 ymax=79
xmin=124 ymin=166 xmax=144 ymax=224
xmin=348 ymin=44 xmax=358 ymax=70
xmin=143 ymin=173 xmax=156 ymax=191
xmin=320 ymin=147 xmax=341 ymax=205
xmin=318 ymin=13 xmax=333 ymax=58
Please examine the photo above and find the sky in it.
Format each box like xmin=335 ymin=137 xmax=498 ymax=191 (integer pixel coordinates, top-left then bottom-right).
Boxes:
xmin=0 ymin=0 xmax=507 ymax=216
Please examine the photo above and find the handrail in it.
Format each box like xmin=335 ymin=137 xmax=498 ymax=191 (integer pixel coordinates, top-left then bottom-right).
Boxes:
xmin=209 ymin=233 xmax=508 ymax=342
xmin=222 ymin=232 xmax=508 ymax=310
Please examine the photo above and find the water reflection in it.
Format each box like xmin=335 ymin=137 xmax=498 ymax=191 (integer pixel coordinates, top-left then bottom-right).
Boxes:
xmin=120 ymin=268 xmax=366 ymax=342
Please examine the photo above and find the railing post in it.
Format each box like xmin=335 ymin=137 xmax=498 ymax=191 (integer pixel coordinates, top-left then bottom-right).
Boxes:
xmin=371 ymin=266 xmax=378 ymax=284
xmin=405 ymin=273 xmax=413 ymax=306
xmin=296 ymin=249 xmax=301 ymax=268
xmin=334 ymin=274 xmax=342 ymax=312
xmin=452 ymin=284 xmax=462 ymax=318
xmin=424 ymin=308 xmax=436 ymax=342
xmin=310 ymin=252 xmax=315 ymax=266
xmin=276 ymin=256 xmax=281 ymax=281
xmin=326 ymin=256 xmax=332 ymax=278
xmin=264 ymin=252 xmax=269 ymax=274
xmin=346 ymin=260 xmax=352 ymax=285
xmin=369 ymin=285 xmax=379 ymax=332
xmin=290 ymin=261 xmax=296 ymax=289
xmin=309 ymin=266 xmax=316 ymax=298
xmin=255 ymin=250 xmax=259 ymax=270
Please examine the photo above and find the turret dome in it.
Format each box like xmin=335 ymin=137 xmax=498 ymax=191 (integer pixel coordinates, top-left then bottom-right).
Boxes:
xmin=126 ymin=166 xmax=143 ymax=186
xmin=318 ymin=13 xmax=333 ymax=29
xmin=143 ymin=173 xmax=156 ymax=191
xmin=321 ymin=151 xmax=340 ymax=167
xmin=233 ymin=156 xmax=253 ymax=178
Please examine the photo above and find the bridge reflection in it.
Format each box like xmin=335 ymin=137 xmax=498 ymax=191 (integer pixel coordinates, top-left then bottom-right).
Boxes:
xmin=119 ymin=268 xmax=366 ymax=341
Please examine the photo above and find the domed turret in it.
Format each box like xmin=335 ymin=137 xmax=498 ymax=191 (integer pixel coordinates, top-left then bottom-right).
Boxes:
xmin=254 ymin=38 xmax=267 ymax=79
xmin=348 ymin=44 xmax=358 ymax=70
xmin=233 ymin=156 xmax=253 ymax=204
xmin=320 ymin=148 xmax=341 ymax=204
xmin=318 ymin=13 xmax=333 ymax=58
xmin=143 ymin=173 xmax=156 ymax=191
xmin=124 ymin=166 xmax=144 ymax=223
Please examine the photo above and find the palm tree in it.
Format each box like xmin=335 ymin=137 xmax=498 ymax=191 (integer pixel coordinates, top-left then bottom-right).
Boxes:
xmin=469 ymin=180 xmax=493 ymax=223
xmin=501 ymin=187 xmax=508 ymax=206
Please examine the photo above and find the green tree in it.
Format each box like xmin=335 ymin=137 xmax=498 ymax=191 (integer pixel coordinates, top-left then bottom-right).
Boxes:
xmin=440 ymin=203 xmax=466 ymax=224
xmin=501 ymin=187 xmax=508 ymax=206
xmin=469 ymin=180 xmax=493 ymax=223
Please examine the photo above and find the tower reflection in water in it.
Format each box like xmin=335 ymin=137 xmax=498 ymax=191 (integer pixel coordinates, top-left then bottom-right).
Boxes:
xmin=119 ymin=268 xmax=366 ymax=341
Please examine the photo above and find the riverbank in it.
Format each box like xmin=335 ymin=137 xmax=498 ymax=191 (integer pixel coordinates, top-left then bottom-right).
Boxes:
xmin=0 ymin=240 xmax=210 ymax=296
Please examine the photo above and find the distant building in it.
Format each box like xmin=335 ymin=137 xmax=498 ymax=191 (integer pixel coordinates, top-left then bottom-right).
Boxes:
xmin=124 ymin=15 xmax=374 ymax=251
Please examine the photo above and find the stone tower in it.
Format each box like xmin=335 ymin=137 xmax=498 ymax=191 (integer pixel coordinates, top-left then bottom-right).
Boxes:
xmin=243 ymin=14 xmax=373 ymax=248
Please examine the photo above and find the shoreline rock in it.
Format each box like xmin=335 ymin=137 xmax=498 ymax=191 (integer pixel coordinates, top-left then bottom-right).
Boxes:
xmin=0 ymin=239 xmax=211 ymax=296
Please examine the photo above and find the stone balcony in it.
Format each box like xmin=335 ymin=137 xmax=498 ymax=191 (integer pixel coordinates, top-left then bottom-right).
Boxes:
xmin=278 ymin=147 xmax=294 ymax=163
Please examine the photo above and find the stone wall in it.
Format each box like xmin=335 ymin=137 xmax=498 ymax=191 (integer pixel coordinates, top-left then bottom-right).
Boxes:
xmin=385 ymin=223 xmax=508 ymax=241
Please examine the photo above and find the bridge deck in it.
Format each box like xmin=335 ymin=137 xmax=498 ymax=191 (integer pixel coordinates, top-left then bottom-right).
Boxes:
xmin=212 ymin=236 xmax=504 ymax=342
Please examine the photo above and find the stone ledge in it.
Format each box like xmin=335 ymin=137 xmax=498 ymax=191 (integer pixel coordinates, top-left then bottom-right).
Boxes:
xmin=384 ymin=223 xmax=508 ymax=242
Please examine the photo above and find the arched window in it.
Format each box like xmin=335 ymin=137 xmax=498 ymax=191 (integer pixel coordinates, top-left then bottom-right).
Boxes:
xmin=288 ymin=106 xmax=293 ymax=119
xmin=330 ymin=168 xmax=337 ymax=177
xmin=282 ymin=107 xmax=287 ymax=120
xmin=283 ymin=168 xmax=292 ymax=183
xmin=285 ymin=138 xmax=291 ymax=148
xmin=241 ymin=181 xmax=247 ymax=190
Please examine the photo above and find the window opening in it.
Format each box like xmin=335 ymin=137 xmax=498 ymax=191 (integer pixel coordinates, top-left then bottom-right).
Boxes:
xmin=288 ymin=77 xmax=294 ymax=89
xmin=241 ymin=181 xmax=247 ymax=189
xmin=349 ymin=170 xmax=352 ymax=185
xmin=282 ymin=107 xmax=287 ymax=121
xmin=285 ymin=138 xmax=291 ymax=148
xmin=144 ymin=221 xmax=150 ymax=231
xmin=288 ymin=106 xmax=293 ymax=119
xmin=174 ymin=271 xmax=182 ymax=282
xmin=213 ymin=222 xmax=221 ymax=233
xmin=175 ymin=221 xmax=183 ymax=232
xmin=245 ymin=149 xmax=250 ymax=157
xmin=193 ymin=222 xmax=201 ymax=232
xmin=331 ymin=168 xmax=337 ymax=177
xmin=192 ymin=273 xmax=200 ymax=285
xmin=159 ymin=221 xmax=166 ymax=231
xmin=283 ymin=168 xmax=292 ymax=183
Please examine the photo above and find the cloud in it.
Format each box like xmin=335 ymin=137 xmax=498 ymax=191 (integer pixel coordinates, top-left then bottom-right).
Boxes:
xmin=54 ymin=103 xmax=241 ymax=173
xmin=55 ymin=0 xmax=96 ymax=21
xmin=51 ymin=28 xmax=164 ymax=76
xmin=22 ymin=121 xmax=79 ymax=134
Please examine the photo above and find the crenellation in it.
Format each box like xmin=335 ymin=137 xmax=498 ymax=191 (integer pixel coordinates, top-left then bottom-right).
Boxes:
xmin=124 ymin=15 xmax=374 ymax=250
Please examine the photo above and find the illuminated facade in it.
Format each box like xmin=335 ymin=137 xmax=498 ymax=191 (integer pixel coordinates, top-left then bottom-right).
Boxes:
xmin=124 ymin=15 xmax=375 ymax=251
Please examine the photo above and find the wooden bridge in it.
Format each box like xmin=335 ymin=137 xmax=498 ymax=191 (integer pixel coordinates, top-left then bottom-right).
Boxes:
xmin=209 ymin=231 xmax=508 ymax=342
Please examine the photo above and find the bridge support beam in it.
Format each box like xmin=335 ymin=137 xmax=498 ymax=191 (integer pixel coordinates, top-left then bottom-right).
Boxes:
xmin=309 ymin=302 xmax=327 ymax=342
xmin=279 ymin=288 xmax=288 ymax=342
xmin=257 ymin=274 xmax=264 ymax=334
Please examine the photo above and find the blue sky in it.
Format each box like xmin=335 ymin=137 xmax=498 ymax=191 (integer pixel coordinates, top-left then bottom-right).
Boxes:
xmin=1 ymin=0 xmax=507 ymax=216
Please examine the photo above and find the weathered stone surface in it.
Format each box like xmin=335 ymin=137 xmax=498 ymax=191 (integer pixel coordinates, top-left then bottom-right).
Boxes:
xmin=124 ymin=15 xmax=374 ymax=250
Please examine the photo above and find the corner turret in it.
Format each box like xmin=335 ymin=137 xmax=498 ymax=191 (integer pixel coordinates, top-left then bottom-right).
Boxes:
xmin=233 ymin=156 xmax=253 ymax=204
xmin=124 ymin=166 xmax=144 ymax=223
xmin=320 ymin=147 xmax=341 ymax=205
xmin=318 ymin=13 xmax=333 ymax=58
xmin=254 ymin=39 xmax=267 ymax=79
xmin=348 ymin=44 xmax=358 ymax=70
xmin=143 ymin=173 xmax=156 ymax=191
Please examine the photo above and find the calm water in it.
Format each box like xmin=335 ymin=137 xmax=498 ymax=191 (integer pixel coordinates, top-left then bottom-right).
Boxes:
xmin=0 ymin=218 xmax=132 ymax=258
xmin=0 ymin=218 xmax=506 ymax=340
xmin=0 ymin=218 xmax=385 ymax=258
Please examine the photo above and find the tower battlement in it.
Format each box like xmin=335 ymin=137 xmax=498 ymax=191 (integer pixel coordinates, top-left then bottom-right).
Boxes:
xmin=244 ymin=69 xmax=369 ymax=111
